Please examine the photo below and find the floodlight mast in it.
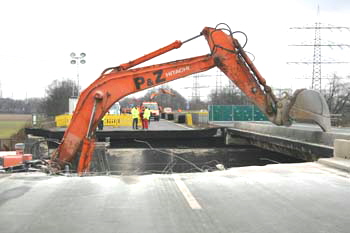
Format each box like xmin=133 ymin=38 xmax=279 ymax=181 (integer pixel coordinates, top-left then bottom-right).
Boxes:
xmin=70 ymin=52 xmax=86 ymax=97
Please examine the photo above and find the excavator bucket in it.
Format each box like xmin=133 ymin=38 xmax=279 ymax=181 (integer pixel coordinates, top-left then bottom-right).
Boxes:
xmin=288 ymin=89 xmax=331 ymax=132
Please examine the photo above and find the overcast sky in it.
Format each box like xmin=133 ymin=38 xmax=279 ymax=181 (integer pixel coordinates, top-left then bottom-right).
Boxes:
xmin=0 ymin=0 xmax=349 ymax=100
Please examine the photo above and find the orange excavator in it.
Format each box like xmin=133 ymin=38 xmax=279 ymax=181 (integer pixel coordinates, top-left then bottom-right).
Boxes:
xmin=51 ymin=23 xmax=331 ymax=174
xmin=150 ymin=89 xmax=176 ymax=100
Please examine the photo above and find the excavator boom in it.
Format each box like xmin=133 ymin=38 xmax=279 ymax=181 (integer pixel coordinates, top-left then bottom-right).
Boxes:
xmin=150 ymin=89 xmax=176 ymax=100
xmin=51 ymin=25 xmax=331 ymax=174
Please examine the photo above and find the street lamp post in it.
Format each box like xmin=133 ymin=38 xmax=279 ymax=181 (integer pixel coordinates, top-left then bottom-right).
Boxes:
xmin=70 ymin=52 xmax=86 ymax=97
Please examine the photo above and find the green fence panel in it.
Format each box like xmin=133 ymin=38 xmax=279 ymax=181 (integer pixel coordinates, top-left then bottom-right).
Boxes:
xmin=209 ymin=105 xmax=213 ymax=121
xmin=210 ymin=105 xmax=232 ymax=121
xmin=209 ymin=105 xmax=232 ymax=121
xmin=222 ymin=106 xmax=233 ymax=121
xmin=233 ymin=106 xmax=253 ymax=121
xmin=209 ymin=105 xmax=267 ymax=121
xmin=253 ymin=106 xmax=268 ymax=121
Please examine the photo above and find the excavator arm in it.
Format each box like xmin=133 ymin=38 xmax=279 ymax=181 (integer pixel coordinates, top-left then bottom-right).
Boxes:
xmin=150 ymin=89 xmax=176 ymax=100
xmin=51 ymin=25 xmax=331 ymax=174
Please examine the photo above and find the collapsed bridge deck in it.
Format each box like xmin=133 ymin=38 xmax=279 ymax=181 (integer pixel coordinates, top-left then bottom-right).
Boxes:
xmin=25 ymin=120 xmax=344 ymax=164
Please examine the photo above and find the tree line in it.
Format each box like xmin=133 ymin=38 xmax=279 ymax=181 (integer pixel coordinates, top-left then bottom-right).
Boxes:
xmin=0 ymin=79 xmax=78 ymax=116
xmin=2 ymin=75 xmax=350 ymax=125
xmin=0 ymin=97 xmax=42 ymax=114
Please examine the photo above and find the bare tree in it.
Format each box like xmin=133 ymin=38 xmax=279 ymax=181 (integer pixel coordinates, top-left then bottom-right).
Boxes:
xmin=41 ymin=79 xmax=78 ymax=116
xmin=0 ymin=97 xmax=43 ymax=114
xmin=324 ymin=74 xmax=350 ymax=114
xmin=323 ymin=74 xmax=350 ymax=126
xmin=209 ymin=85 xmax=250 ymax=105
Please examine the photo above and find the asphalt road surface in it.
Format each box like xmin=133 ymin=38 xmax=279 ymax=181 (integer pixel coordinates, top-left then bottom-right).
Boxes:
xmin=135 ymin=119 xmax=193 ymax=131
xmin=54 ymin=119 xmax=192 ymax=132
xmin=103 ymin=119 xmax=193 ymax=132
xmin=1 ymin=162 xmax=349 ymax=233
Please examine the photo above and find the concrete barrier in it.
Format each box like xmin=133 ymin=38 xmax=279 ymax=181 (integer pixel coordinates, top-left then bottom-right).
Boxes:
xmin=333 ymin=139 xmax=350 ymax=159
xmin=311 ymin=131 xmax=350 ymax=171
xmin=191 ymin=112 xmax=208 ymax=125
xmin=166 ymin=113 xmax=174 ymax=120
xmin=186 ymin=114 xmax=193 ymax=126
xmin=177 ymin=115 xmax=186 ymax=123
xmin=169 ymin=112 xmax=182 ymax=122
xmin=164 ymin=112 xmax=208 ymax=127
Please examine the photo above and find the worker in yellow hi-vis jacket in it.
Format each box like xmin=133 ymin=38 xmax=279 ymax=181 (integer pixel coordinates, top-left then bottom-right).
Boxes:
xmin=131 ymin=106 xmax=139 ymax=129
xmin=143 ymin=107 xmax=151 ymax=130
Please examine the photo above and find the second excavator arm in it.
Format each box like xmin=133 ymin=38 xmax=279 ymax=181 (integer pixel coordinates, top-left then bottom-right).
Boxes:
xmin=51 ymin=24 xmax=331 ymax=174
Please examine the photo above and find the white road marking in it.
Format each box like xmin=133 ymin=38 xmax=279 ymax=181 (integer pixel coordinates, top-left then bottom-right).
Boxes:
xmin=173 ymin=174 xmax=202 ymax=210
xmin=174 ymin=123 xmax=193 ymax=130
xmin=164 ymin=119 xmax=193 ymax=130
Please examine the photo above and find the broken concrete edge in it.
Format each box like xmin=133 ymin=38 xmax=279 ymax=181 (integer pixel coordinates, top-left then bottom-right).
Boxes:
xmin=226 ymin=127 xmax=334 ymax=148
xmin=317 ymin=157 xmax=350 ymax=172
xmin=221 ymin=121 xmax=350 ymax=147
xmin=226 ymin=127 xmax=333 ymax=162
xmin=317 ymin=139 xmax=350 ymax=171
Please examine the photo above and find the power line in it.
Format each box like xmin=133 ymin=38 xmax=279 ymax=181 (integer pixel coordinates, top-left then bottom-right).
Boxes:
xmin=287 ymin=61 xmax=350 ymax=64
xmin=289 ymin=8 xmax=350 ymax=91
xmin=183 ymin=74 xmax=210 ymax=102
